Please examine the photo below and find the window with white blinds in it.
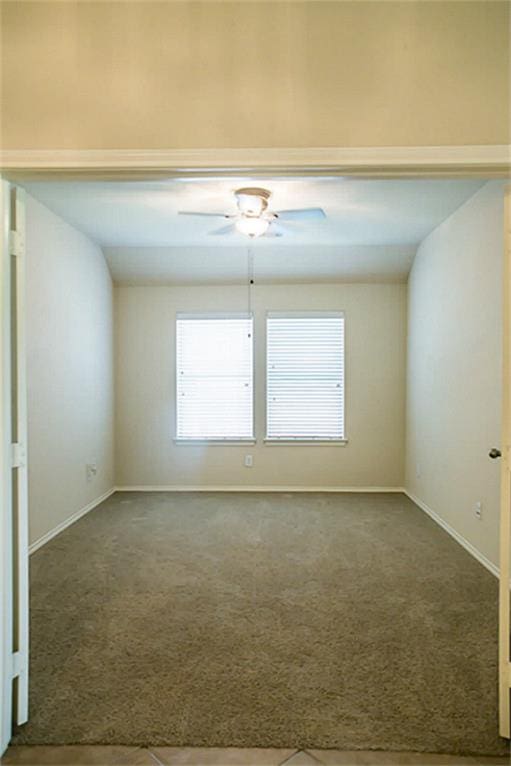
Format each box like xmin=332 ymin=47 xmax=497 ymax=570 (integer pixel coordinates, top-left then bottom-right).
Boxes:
xmin=266 ymin=312 xmax=345 ymax=441
xmin=176 ymin=313 xmax=254 ymax=441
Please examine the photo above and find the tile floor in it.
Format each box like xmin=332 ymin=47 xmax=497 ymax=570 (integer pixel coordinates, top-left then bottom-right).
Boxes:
xmin=1 ymin=747 xmax=509 ymax=766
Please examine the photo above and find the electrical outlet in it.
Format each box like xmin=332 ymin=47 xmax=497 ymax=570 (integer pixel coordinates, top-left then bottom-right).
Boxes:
xmin=86 ymin=462 xmax=97 ymax=482
xmin=475 ymin=501 xmax=482 ymax=520
xmin=244 ymin=454 xmax=253 ymax=468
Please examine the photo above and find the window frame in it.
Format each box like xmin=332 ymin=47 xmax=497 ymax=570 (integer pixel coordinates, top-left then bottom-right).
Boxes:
xmin=264 ymin=310 xmax=347 ymax=445
xmin=174 ymin=311 xmax=256 ymax=445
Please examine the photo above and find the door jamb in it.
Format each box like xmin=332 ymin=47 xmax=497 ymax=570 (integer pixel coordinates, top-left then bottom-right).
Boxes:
xmin=0 ymin=181 xmax=14 ymax=755
xmin=500 ymin=185 xmax=511 ymax=739
xmin=0 ymin=182 xmax=29 ymax=757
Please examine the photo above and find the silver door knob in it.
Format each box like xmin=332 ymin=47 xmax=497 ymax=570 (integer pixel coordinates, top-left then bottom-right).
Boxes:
xmin=489 ymin=448 xmax=502 ymax=459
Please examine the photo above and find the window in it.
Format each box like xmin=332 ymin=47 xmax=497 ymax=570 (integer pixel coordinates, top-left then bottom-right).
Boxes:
xmin=176 ymin=313 xmax=254 ymax=441
xmin=266 ymin=312 xmax=345 ymax=441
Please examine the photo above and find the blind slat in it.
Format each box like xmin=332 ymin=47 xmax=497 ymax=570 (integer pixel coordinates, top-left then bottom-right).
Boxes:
xmin=176 ymin=316 xmax=254 ymax=440
xmin=266 ymin=314 xmax=344 ymax=440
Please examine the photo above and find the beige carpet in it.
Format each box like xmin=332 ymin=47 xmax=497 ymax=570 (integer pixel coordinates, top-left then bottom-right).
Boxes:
xmin=13 ymin=492 xmax=509 ymax=756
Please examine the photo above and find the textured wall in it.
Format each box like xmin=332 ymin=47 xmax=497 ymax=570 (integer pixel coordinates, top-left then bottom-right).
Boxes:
xmin=1 ymin=1 xmax=509 ymax=150
xmin=114 ymin=283 xmax=407 ymax=489
xmin=26 ymin=195 xmax=115 ymax=545
xmin=406 ymin=182 xmax=505 ymax=568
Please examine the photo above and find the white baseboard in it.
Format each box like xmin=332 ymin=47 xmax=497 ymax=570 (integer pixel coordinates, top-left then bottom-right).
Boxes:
xmin=403 ymin=489 xmax=499 ymax=579
xmin=29 ymin=487 xmax=116 ymax=555
xmin=115 ymin=485 xmax=404 ymax=493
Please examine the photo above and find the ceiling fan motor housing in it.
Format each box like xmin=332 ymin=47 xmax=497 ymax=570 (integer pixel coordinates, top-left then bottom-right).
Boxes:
xmin=235 ymin=187 xmax=271 ymax=217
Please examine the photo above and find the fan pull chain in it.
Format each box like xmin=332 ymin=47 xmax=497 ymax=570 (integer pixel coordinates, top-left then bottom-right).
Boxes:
xmin=247 ymin=246 xmax=254 ymax=330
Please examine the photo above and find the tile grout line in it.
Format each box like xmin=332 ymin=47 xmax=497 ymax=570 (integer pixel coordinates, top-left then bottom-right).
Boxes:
xmin=142 ymin=748 xmax=166 ymax=766
xmin=303 ymin=750 xmax=326 ymax=764
xmin=278 ymin=749 xmax=303 ymax=766
xmin=279 ymin=749 xmax=324 ymax=765
xmin=109 ymin=745 xmax=166 ymax=766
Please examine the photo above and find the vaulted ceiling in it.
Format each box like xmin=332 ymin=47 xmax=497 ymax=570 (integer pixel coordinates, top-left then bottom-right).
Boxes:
xmin=24 ymin=178 xmax=484 ymax=284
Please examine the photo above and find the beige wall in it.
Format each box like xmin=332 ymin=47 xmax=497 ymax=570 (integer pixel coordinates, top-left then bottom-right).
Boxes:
xmin=1 ymin=1 xmax=509 ymax=150
xmin=405 ymin=181 xmax=505 ymax=569
xmin=115 ymin=283 xmax=407 ymax=489
xmin=26 ymin=195 xmax=115 ymax=546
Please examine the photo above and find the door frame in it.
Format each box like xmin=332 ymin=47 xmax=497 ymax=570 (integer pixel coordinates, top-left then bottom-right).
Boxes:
xmin=0 ymin=181 xmax=14 ymax=755
xmin=0 ymin=144 xmax=510 ymax=180
xmin=0 ymin=145 xmax=510 ymax=753
xmin=500 ymin=185 xmax=511 ymax=738
xmin=0 ymin=183 xmax=28 ymax=756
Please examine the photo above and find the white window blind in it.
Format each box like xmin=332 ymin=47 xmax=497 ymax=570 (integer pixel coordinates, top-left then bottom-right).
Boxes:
xmin=176 ymin=313 xmax=254 ymax=441
xmin=266 ymin=312 xmax=345 ymax=441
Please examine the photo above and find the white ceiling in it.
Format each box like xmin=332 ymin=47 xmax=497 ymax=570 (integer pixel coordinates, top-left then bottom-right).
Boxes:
xmin=104 ymin=245 xmax=417 ymax=285
xmin=24 ymin=178 xmax=485 ymax=284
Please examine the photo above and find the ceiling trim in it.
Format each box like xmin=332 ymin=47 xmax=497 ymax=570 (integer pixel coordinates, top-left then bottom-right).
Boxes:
xmin=1 ymin=145 xmax=510 ymax=180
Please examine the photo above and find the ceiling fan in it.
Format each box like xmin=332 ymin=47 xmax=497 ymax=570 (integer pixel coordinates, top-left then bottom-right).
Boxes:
xmin=178 ymin=187 xmax=326 ymax=238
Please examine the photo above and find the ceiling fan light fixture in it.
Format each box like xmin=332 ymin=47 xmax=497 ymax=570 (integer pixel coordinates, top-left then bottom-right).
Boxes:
xmin=235 ymin=187 xmax=271 ymax=217
xmin=235 ymin=216 xmax=270 ymax=238
xmin=179 ymin=185 xmax=325 ymax=239
xmin=237 ymin=194 xmax=265 ymax=217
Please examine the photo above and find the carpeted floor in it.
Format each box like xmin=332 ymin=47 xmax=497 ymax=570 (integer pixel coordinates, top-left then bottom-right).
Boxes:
xmin=13 ymin=492 xmax=508 ymax=756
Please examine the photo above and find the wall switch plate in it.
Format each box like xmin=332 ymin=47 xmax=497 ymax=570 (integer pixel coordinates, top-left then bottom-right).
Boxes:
xmin=475 ymin=501 xmax=482 ymax=520
xmin=244 ymin=454 xmax=253 ymax=468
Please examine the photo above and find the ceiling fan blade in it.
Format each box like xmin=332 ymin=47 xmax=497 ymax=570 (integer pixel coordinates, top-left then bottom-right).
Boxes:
xmin=209 ymin=223 xmax=238 ymax=236
xmin=275 ymin=207 xmax=326 ymax=221
xmin=179 ymin=211 xmax=231 ymax=218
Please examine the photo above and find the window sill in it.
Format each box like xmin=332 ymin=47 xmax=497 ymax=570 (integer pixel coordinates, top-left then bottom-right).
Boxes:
xmin=174 ymin=439 xmax=256 ymax=446
xmin=264 ymin=439 xmax=348 ymax=446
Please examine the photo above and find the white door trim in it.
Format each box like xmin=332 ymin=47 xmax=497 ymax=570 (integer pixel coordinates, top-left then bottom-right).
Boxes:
xmin=0 ymin=144 xmax=509 ymax=179
xmin=11 ymin=188 xmax=29 ymax=727
xmin=0 ymin=181 xmax=14 ymax=755
xmin=500 ymin=185 xmax=511 ymax=739
xmin=0 ymin=182 xmax=29 ymax=756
